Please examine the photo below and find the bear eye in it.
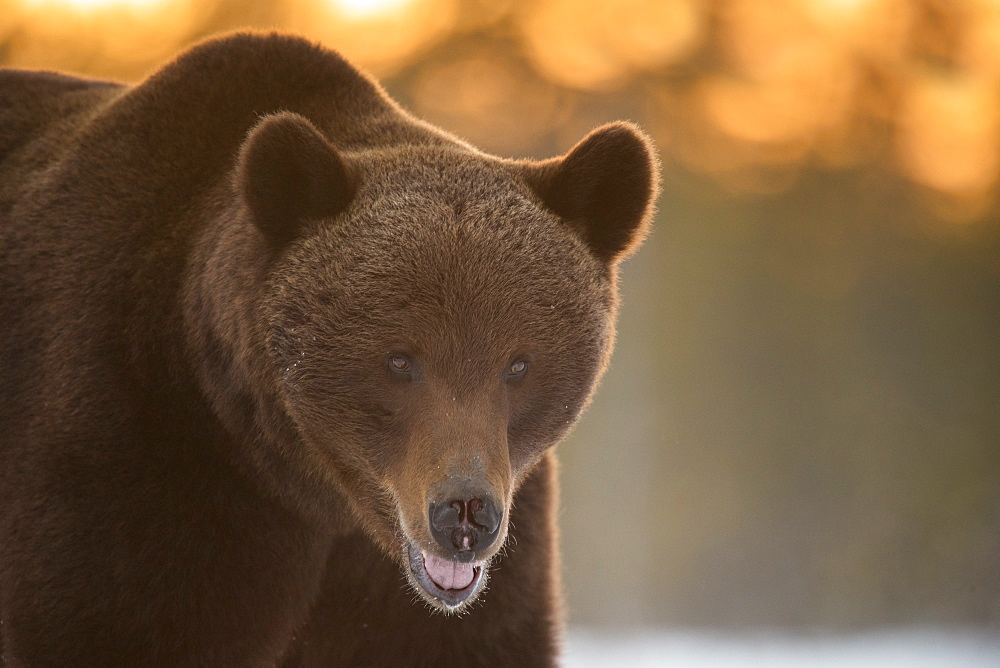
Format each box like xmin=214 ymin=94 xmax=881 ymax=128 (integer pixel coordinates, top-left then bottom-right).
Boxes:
xmin=388 ymin=354 xmax=412 ymax=374
xmin=506 ymin=360 xmax=528 ymax=379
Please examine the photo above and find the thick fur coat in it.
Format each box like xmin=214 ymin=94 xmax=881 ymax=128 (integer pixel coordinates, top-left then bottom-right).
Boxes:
xmin=0 ymin=33 xmax=657 ymax=666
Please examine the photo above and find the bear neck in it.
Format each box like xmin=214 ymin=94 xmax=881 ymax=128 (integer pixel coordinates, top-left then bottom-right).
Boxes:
xmin=181 ymin=196 xmax=347 ymax=528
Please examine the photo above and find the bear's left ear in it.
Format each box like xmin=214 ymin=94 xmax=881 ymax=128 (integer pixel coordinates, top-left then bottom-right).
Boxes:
xmin=237 ymin=112 xmax=356 ymax=246
xmin=524 ymin=123 xmax=659 ymax=264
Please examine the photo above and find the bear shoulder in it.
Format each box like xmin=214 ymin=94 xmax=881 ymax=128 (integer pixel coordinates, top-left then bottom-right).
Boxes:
xmin=9 ymin=33 xmax=458 ymax=211
xmin=95 ymin=32 xmax=444 ymax=153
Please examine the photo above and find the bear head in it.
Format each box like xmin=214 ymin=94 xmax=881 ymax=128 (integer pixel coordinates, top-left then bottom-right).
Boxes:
xmin=200 ymin=111 xmax=657 ymax=612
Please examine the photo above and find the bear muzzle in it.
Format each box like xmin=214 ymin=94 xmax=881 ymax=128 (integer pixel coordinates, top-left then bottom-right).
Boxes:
xmin=404 ymin=479 xmax=507 ymax=610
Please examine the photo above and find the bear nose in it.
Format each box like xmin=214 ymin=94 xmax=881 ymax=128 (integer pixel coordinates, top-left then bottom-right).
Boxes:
xmin=428 ymin=493 xmax=502 ymax=560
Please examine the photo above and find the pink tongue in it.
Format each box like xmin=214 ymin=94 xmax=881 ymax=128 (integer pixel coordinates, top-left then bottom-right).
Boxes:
xmin=423 ymin=552 xmax=474 ymax=590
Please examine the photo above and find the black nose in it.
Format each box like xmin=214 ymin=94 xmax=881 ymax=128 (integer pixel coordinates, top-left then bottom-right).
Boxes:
xmin=428 ymin=492 xmax=502 ymax=559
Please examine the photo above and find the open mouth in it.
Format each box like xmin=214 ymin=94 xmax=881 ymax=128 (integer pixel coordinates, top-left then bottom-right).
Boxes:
xmin=407 ymin=542 xmax=486 ymax=610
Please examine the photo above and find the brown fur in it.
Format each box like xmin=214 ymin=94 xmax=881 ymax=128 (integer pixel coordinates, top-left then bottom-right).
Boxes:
xmin=0 ymin=32 xmax=657 ymax=666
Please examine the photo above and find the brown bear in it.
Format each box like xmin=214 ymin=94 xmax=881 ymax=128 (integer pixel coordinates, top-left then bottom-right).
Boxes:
xmin=0 ymin=32 xmax=657 ymax=666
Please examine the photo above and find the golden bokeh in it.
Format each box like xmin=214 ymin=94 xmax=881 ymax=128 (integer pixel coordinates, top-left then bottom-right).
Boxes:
xmin=410 ymin=48 xmax=568 ymax=156
xmin=899 ymin=70 xmax=1000 ymax=193
xmin=1 ymin=0 xmax=203 ymax=79
xmin=2 ymin=0 xmax=999 ymax=221
xmin=283 ymin=0 xmax=458 ymax=75
xmin=519 ymin=0 xmax=705 ymax=91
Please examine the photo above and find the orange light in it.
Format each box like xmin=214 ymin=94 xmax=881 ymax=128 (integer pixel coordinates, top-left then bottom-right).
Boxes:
xmin=20 ymin=0 xmax=165 ymax=9
xmin=519 ymin=0 xmax=704 ymax=91
xmin=328 ymin=0 xmax=414 ymax=18
xmin=805 ymin=0 xmax=880 ymax=24
xmin=699 ymin=42 xmax=855 ymax=147
xmin=284 ymin=0 xmax=457 ymax=75
xmin=2 ymin=0 xmax=201 ymax=79
xmin=411 ymin=53 xmax=563 ymax=156
xmin=898 ymin=71 xmax=1000 ymax=197
xmin=961 ymin=0 xmax=1000 ymax=80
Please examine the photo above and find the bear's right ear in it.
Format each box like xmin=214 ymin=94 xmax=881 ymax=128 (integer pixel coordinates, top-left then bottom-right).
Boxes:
xmin=523 ymin=123 xmax=659 ymax=265
xmin=237 ymin=112 xmax=355 ymax=246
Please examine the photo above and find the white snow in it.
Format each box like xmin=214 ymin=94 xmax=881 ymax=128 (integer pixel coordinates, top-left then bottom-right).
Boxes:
xmin=564 ymin=628 xmax=1000 ymax=667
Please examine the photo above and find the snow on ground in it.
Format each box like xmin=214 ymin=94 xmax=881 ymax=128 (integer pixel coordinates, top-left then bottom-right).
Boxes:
xmin=564 ymin=628 xmax=1000 ymax=667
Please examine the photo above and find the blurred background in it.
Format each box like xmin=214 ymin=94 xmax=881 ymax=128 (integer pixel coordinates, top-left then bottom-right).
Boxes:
xmin=3 ymin=0 xmax=997 ymax=660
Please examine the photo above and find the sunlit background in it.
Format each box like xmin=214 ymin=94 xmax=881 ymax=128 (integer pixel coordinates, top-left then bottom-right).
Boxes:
xmin=3 ymin=0 xmax=997 ymax=660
